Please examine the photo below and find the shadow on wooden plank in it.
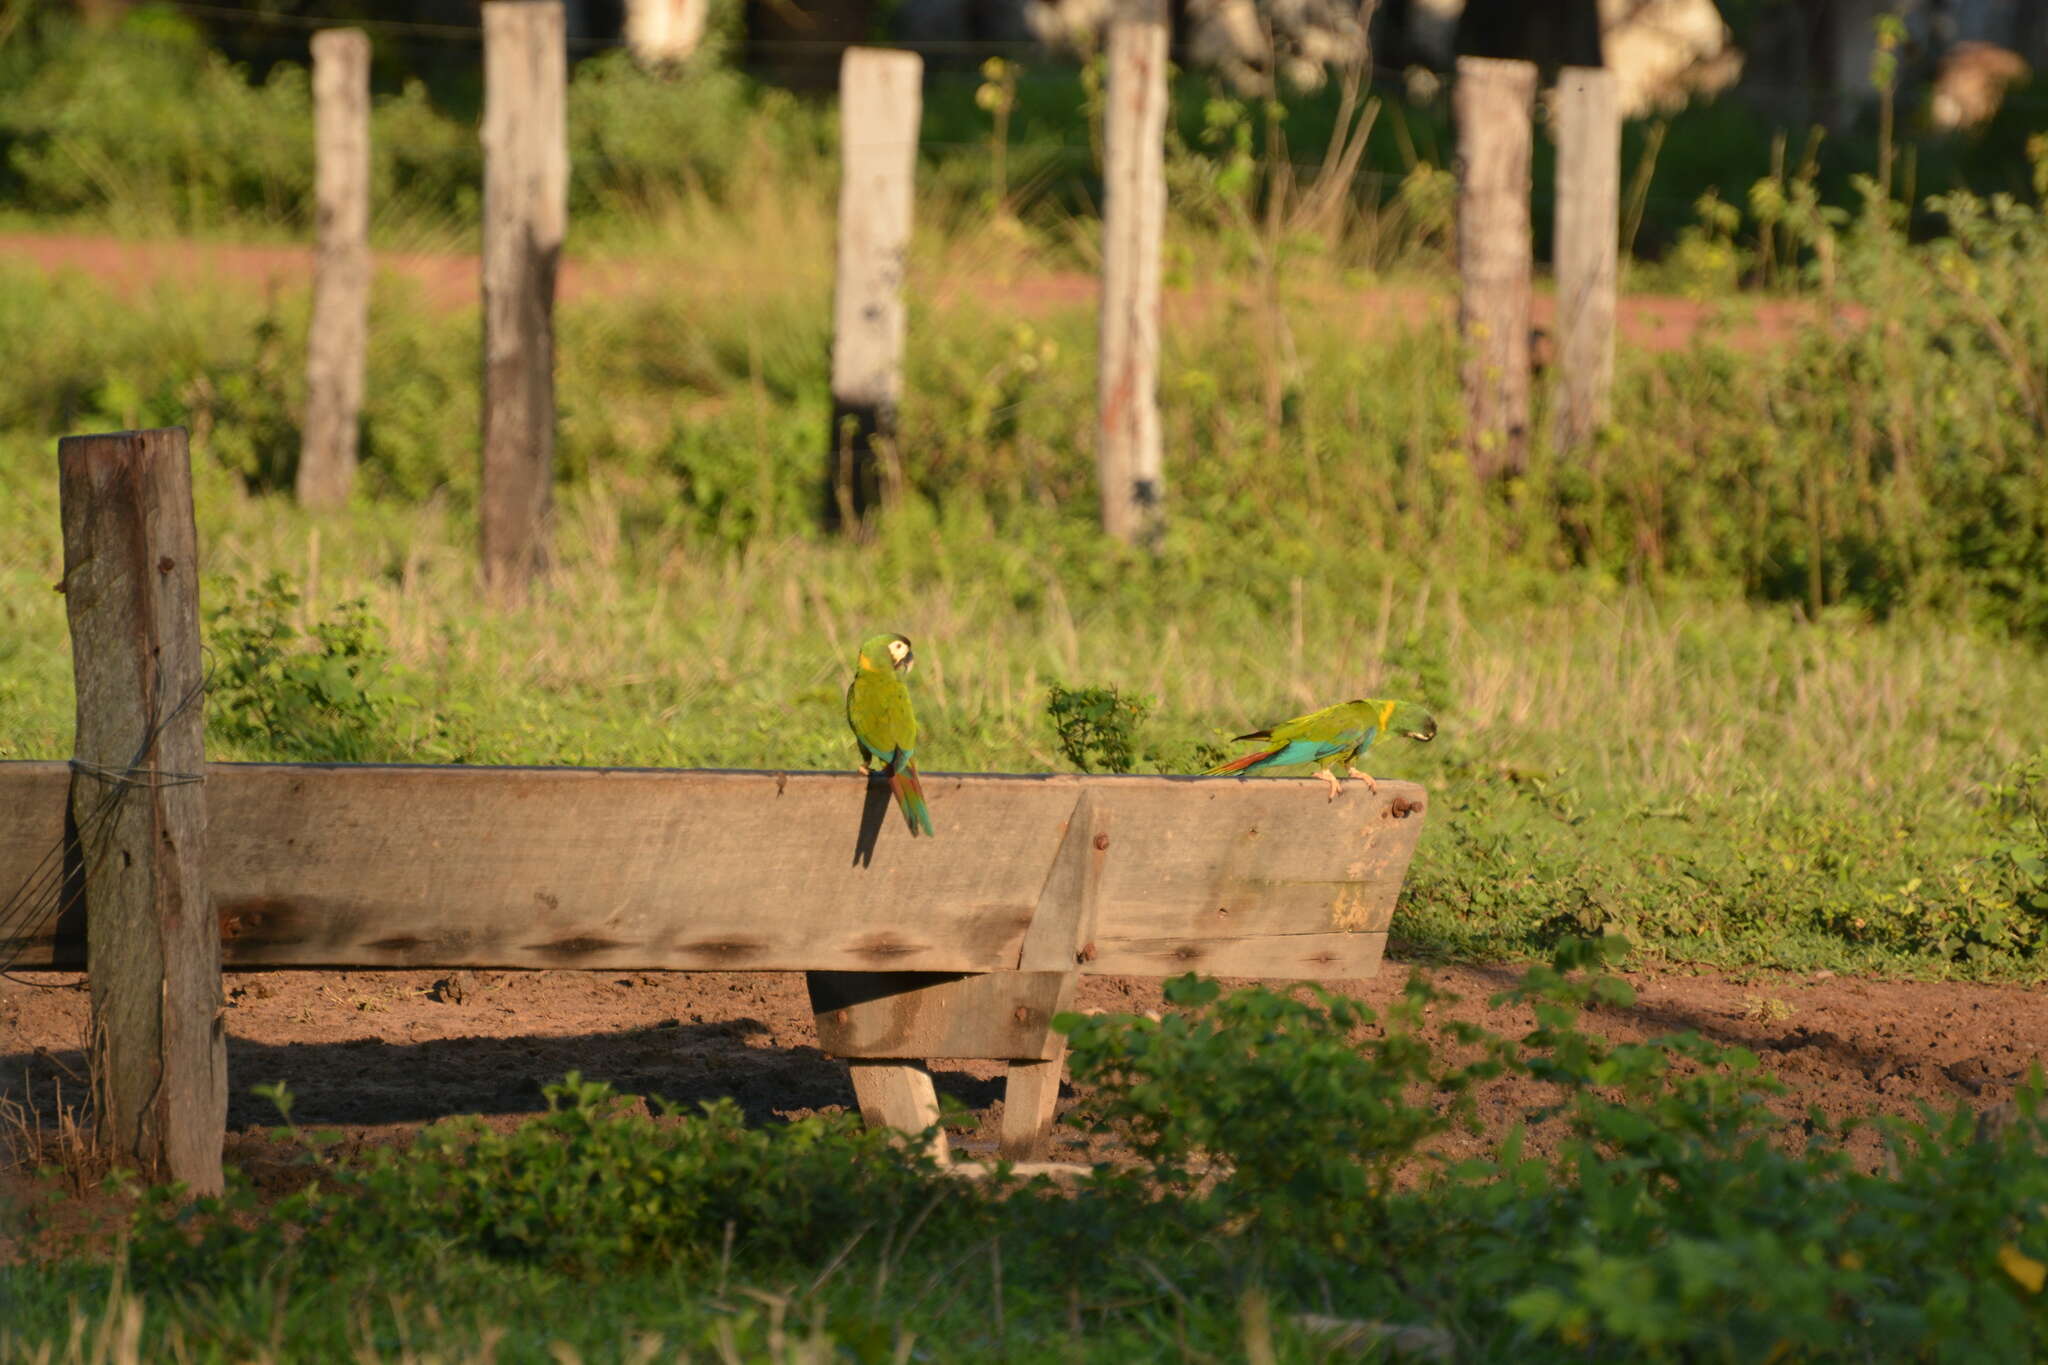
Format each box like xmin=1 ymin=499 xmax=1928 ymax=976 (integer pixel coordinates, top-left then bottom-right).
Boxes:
xmin=852 ymin=769 xmax=893 ymax=868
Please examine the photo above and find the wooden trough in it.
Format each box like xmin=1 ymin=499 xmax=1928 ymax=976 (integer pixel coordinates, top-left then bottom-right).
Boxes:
xmin=1 ymin=427 xmax=1429 ymax=1191
xmin=0 ymin=762 xmax=1427 ymax=1163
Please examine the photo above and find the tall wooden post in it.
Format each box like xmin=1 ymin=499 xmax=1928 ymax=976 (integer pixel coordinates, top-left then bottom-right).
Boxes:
xmin=298 ymin=28 xmax=373 ymax=512
xmin=826 ymin=47 xmax=922 ymax=531
xmin=480 ymin=1 xmax=567 ymax=600
xmin=1097 ymin=0 xmax=1168 ymax=548
xmin=1454 ymin=56 xmax=1536 ymax=482
xmin=1552 ymin=66 xmax=1619 ymax=454
xmin=58 ymin=428 xmax=224 ymax=1195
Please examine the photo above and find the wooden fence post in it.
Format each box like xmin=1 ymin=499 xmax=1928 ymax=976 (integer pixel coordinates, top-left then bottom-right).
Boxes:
xmin=58 ymin=428 xmax=224 ymax=1195
xmin=1097 ymin=0 xmax=1168 ymax=548
xmin=480 ymin=1 xmax=567 ymax=600
xmin=1552 ymin=66 xmax=1619 ymax=455
xmin=826 ymin=47 xmax=922 ymax=531
xmin=625 ymin=0 xmax=710 ymax=66
xmin=298 ymin=28 xmax=373 ymax=512
xmin=1454 ymin=56 xmax=1536 ymax=482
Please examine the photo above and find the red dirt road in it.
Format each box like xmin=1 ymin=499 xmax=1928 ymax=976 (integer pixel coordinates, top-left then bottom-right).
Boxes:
xmin=3 ymin=229 xmax=1850 ymax=352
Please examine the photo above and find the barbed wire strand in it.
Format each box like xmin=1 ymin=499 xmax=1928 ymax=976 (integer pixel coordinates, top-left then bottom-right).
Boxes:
xmin=0 ymin=656 xmax=211 ymax=987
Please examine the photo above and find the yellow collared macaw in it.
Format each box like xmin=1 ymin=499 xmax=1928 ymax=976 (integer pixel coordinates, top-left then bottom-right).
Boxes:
xmin=1207 ymin=698 xmax=1437 ymax=801
xmin=846 ymin=632 xmax=935 ymax=836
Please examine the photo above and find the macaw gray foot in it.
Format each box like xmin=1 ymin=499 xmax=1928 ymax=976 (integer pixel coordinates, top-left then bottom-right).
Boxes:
xmin=1318 ymin=769 xmax=1344 ymax=801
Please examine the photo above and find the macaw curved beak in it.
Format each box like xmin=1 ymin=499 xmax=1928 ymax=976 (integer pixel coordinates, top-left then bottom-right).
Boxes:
xmin=1406 ymin=717 xmax=1438 ymax=742
xmin=900 ymin=650 xmax=915 ymax=674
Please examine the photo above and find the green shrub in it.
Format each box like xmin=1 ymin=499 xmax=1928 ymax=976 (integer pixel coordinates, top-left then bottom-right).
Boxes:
xmin=0 ymin=6 xmax=822 ymax=236
xmin=1 ymin=8 xmax=313 ymax=230
xmin=128 ymin=1074 xmax=967 ymax=1284
xmin=1044 ymin=683 xmax=1150 ymax=773
xmin=205 ymin=572 xmax=406 ymax=762
xmin=1065 ymin=939 xmax=2048 ymax=1360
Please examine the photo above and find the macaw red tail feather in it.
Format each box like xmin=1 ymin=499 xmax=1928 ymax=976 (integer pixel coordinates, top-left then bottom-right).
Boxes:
xmin=1206 ymin=746 xmax=1283 ymax=776
xmin=890 ymin=762 xmax=935 ymax=837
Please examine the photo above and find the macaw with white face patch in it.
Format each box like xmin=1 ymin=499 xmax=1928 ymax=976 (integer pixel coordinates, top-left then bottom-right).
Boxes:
xmin=845 ymin=632 xmax=934 ymax=836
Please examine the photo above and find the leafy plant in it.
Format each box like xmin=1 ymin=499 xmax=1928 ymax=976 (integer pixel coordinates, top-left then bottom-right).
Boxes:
xmin=1045 ymin=683 xmax=1151 ymax=773
xmin=1061 ymin=971 xmax=1507 ymax=1271
xmin=205 ymin=572 xmax=405 ymax=762
xmin=126 ymin=1074 xmax=965 ymax=1285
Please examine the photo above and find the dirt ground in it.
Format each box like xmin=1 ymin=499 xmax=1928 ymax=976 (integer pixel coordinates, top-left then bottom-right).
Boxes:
xmin=5 ymin=956 xmax=2042 ymax=1186
xmin=1 ymin=229 xmax=1858 ymax=354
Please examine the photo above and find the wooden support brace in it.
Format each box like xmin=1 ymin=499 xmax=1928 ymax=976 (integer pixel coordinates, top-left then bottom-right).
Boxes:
xmin=1000 ymin=792 xmax=1108 ymax=1160
xmin=846 ymin=1060 xmax=948 ymax=1163
xmin=805 ymin=794 xmax=1108 ymax=1162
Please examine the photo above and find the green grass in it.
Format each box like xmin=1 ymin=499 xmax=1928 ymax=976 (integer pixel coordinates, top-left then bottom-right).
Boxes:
xmin=3 ymin=159 xmax=2046 ymax=974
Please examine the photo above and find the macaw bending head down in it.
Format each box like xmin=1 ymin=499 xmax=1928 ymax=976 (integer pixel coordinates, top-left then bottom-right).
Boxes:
xmin=1205 ymin=696 xmax=1439 ymax=801
xmin=1383 ymin=699 xmax=1438 ymax=743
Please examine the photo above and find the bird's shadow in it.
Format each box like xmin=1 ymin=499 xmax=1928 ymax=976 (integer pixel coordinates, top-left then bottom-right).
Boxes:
xmin=851 ymin=770 xmax=894 ymax=867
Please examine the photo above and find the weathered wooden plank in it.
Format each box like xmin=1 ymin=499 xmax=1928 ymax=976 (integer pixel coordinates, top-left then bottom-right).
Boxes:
xmin=57 ymin=429 xmax=224 ymax=1194
xmin=1088 ymin=781 xmax=1424 ymax=947
xmin=1083 ymin=931 xmax=1390 ymax=980
xmin=810 ymin=971 xmax=1071 ymax=1060
xmin=0 ymin=765 xmax=1422 ymax=978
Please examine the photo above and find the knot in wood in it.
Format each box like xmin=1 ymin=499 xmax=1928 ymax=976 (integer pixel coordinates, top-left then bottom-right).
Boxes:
xmin=1013 ymin=1006 xmax=1031 ymax=1024
xmin=157 ymin=556 xmax=176 ymax=574
xmin=1092 ymin=833 xmax=1110 ymax=851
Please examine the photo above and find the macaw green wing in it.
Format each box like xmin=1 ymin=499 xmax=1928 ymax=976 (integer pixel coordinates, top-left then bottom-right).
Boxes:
xmin=845 ymin=673 xmax=934 ymax=836
xmin=1255 ymin=699 xmax=1388 ymax=745
xmin=847 ymin=675 xmax=918 ymax=767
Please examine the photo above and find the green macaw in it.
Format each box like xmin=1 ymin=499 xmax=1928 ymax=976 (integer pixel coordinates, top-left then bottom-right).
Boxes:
xmin=845 ymin=631 xmax=935 ymax=836
xmin=1206 ymin=698 xmax=1437 ymax=801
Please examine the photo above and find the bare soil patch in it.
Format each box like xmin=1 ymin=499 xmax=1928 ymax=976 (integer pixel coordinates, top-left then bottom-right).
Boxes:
xmin=4 ymin=230 xmax=1854 ymax=353
xmin=5 ymin=957 xmax=2040 ymax=1189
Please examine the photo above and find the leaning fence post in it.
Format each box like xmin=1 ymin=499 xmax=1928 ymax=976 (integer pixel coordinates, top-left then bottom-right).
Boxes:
xmin=826 ymin=46 xmax=923 ymax=531
xmin=298 ymin=27 xmax=373 ymax=511
xmin=1454 ymin=56 xmax=1537 ymax=482
xmin=1551 ymin=65 xmax=1619 ymax=455
xmin=480 ymin=0 xmax=568 ymax=600
xmin=1096 ymin=0 xmax=1169 ymax=548
xmin=58 ymin=427 xmax=224 ymax=1195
